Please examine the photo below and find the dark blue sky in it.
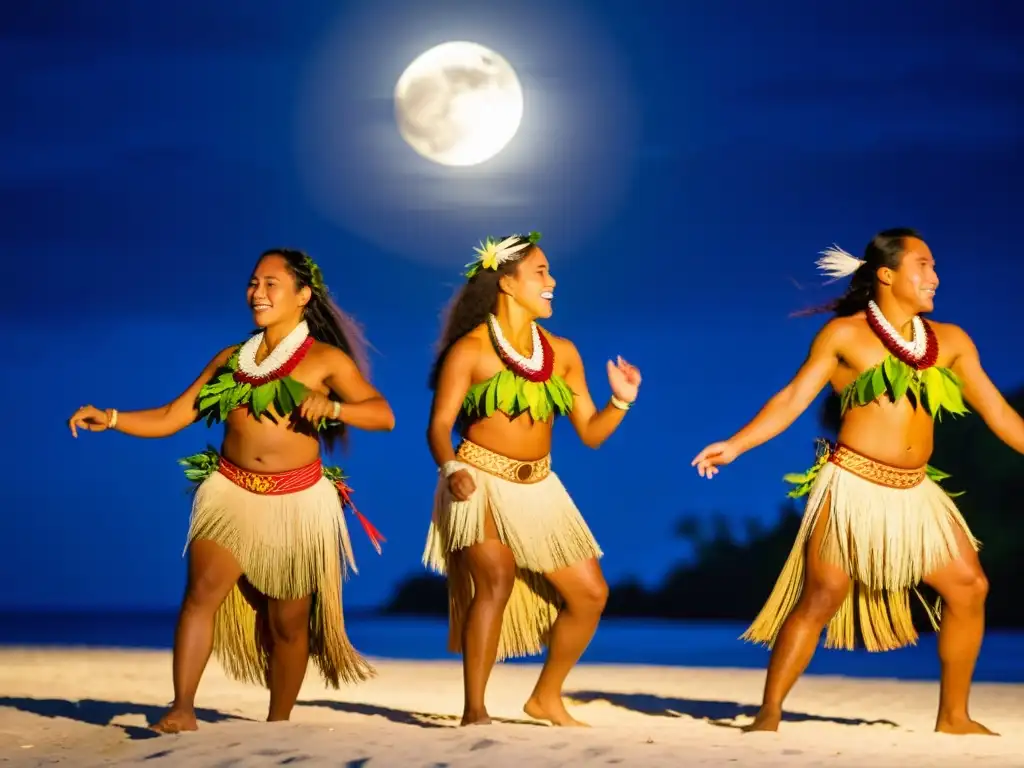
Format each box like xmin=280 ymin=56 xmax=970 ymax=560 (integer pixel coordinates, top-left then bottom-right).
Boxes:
xmin=3 ymin=1 xmax=1022 ymax=611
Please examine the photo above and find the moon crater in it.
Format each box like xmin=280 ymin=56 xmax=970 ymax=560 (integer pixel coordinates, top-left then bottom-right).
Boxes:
xmin=394 ymin=42 xmax=524 ymax=167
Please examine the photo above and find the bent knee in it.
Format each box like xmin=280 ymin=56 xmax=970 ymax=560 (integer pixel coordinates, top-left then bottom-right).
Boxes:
xmin=472 ymin=564 xmax=516 ymax=603
xmin=269 ymin=616 xmax=309 ymax=645
xmin=568 ymin=578 xmax=609 ymax=614
xmin=799 ymin=580 xmax=849 ymax=621
xmin=182 ymin=577 xmax=234 ymax=613
xmin=945 ymin=571 xmax=989 ymax=610
xmin=269 ymin=606 xmax=311 ymax=645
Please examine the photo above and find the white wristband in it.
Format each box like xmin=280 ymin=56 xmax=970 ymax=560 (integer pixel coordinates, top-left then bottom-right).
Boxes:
xmin=441 ymin=460 xmax=469 ymax=477
xmin=610 ymin=395 xmax=633 ymax=411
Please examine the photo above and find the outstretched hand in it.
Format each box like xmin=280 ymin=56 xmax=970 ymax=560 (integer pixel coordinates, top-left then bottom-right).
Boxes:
xmin=68 ymin=405 xmax=111 ymax=438
xmin=607 ymin=356 xmax=641 ymax=404
xmin=691 ymin=441 xmax=738 ymax=478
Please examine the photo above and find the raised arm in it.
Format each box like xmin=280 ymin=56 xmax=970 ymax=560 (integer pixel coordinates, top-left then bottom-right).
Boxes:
xmin=692 ymin=320 xmax=845 ymax=476
xmin=949 ymin=325 xmax=1024 ymax=454
xmin=68 ymin=346 xmax=237 ymax=439
xmin=561 ymin=340 xmax=640 ymax=449
xmin=313 ymin=346 xmax=395 ymax=431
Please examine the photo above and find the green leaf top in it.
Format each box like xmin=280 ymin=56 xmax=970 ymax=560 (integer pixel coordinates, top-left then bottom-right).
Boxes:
xmin=195 ymin=347 xmax=312 ymax=427
xmin=463 ymin=370 xmax=575 ymax=423
xmin=840 ymin=356 xmax=969 ymax=420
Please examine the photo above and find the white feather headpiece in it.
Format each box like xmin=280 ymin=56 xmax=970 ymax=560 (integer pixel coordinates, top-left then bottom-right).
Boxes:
xmin=464 ymin=231 xmax=542 ymax=278
xmin=815 ymin=244 xmax=865 ymax=283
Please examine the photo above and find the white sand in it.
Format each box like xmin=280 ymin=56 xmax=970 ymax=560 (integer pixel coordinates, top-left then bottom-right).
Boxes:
xmin=1 ymin=648 xmax=1022 ymax=766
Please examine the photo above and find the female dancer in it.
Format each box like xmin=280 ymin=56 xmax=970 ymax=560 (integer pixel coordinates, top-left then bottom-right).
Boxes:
xmin=424 ymin=232 xmax=642 ymax=727
xmin=693 ymin=228 xmax=1024 ymax=734
xmin=67 ymin=248 xmax=395 ymax=733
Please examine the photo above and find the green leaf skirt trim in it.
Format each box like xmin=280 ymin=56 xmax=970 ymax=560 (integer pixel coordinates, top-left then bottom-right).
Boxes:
xmin=783 ymin=439 xmax=964 ymax=499
xmin=463 ymin=370 xmax=575 ymax=423
xmin=179 ymin=447 xmax=348 ymax=487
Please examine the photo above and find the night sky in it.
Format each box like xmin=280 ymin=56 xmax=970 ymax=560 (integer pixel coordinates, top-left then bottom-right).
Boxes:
xmin=4 ymin=1 xmax=1022 ymax=612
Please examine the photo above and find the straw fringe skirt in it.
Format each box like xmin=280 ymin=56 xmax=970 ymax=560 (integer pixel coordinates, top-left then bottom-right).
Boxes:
xmin=186 ymin=470 xmax=374 ymax=688
xmin=744 ymin=444 xmax=980 ymax=652
xmin=423 ymin=440 xmax=603 ymax=661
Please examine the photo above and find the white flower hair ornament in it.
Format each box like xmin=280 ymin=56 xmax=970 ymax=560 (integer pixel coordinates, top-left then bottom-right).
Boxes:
xmin=464 ymin=231 xmax=542 ymax=279
xmin=816 ymin=244 xmax=865 ymax=283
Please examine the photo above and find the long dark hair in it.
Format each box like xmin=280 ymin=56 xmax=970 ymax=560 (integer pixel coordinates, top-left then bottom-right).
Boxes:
xmin=428 ymin=235 xmax=537 ymax=390
xmin=802 ymin=227 xmax=923 ymax=317
xmin=256 ymin=248 xmax=370 ymax=451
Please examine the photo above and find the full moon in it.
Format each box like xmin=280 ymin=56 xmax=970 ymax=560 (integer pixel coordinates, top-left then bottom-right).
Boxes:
xmin=394 ymin=41 xmax=524 ymax=167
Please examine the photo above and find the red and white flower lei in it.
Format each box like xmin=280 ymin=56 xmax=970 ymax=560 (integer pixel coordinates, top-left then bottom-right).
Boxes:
xmin=866 ymin=300 xmax=938 ymax=370
xmin=487 ymin=314 xmax=554 ymax=383
xmin=234 ymin=320 xmax=315 ymax=385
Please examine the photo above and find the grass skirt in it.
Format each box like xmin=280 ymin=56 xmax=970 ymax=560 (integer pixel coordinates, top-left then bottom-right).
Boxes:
xmin=744 ymin=443 xmax=979 ymax=652
xmin=186 ymin=468 xmax=374 ymax=688
xmin=423 ymin=440 xmax=603 ymax=660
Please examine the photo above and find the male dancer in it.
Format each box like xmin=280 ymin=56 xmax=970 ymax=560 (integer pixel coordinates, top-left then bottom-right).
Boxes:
xmin=692 ymin=228 xmax=1024 ymax=734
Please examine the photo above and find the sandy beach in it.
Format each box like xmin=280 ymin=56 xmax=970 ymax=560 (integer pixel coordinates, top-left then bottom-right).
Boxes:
xmin=1 ymin=648 xmax=1022 ymax=767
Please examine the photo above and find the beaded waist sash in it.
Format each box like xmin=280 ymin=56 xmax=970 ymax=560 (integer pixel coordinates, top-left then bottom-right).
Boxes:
xmin=457 ymin=440 xmax=551 ymax=485
xmin=217 ymin=456 xmax=324 ymax=496
xmin=828 ymin=444 xmax=926 ymax=490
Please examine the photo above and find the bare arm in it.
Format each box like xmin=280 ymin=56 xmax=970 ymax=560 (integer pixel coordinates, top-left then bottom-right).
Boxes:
xmin=950 ymin=326 xmax=1024 ymax=454
xmin=562 ymin=341 xmax=627 ymax=449
xmin=426 ymin=337 xmax=480 ymax=468
xmin=110 ymin=346 xmax=236 ymax=438
xmin=322 ymin=348 xmax=395 ymax=432
xmin=727 ymin=321 xmax=845 ymax=456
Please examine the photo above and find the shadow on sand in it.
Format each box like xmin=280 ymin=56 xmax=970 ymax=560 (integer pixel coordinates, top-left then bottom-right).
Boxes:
xmin=298 ymin=699 xmax=547 ymax=730
xmin=0 ymin=696 xmax=246 ymax=740
xmin=565 ymin=690 xmax=900 ymax=729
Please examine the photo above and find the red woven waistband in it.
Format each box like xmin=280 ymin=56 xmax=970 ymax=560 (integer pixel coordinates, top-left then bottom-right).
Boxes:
xmin=217 ymin=456 xmax=323 ymax=495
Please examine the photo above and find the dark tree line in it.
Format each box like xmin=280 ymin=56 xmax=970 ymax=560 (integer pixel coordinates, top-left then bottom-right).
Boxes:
xmin=384 ymin=389 xmax=1024 ymax=628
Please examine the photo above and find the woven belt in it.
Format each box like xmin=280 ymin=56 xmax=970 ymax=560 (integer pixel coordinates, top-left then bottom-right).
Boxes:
xmin=829 ymin=444 xmax=925 ymax=490
xmin=457 ymin=440 xmax=551 ymax=484
xmin=217 ymin=456 xmax=324 ymax=495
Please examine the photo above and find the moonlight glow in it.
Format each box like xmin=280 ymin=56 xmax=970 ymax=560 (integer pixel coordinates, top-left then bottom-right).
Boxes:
xmin=394 ymin=41 xmax=524 ymax=167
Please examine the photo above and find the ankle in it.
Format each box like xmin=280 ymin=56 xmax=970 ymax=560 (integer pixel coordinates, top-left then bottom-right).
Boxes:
xmin=937 ymin=709 xmax=970 ymax=724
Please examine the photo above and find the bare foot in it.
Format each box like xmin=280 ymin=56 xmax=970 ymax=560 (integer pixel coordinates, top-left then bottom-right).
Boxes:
xmin=151 ymin=708 xmax=198 ymax=734
xmin=936 ymin=717 xmax=999 ymax=736
xmin=524 ymin=696 xmax=589 ymax=727
xmin=741 ymin=708 xmax=781 ymax=733
xmin=461 ymin=709 xmax=492 ymax=726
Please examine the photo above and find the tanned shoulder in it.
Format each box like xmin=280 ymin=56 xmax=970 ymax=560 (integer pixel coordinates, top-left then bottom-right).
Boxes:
xmin=810 ymin=316 xmax=862 ymax=363
xmin=819 ymin=315 xmax=861 ymax=342
xmin=927 ymin=319 xmax=972 ymax=355
xmin=445 ymin=331 xmax=485 ymax=367
xmin=537 ymin=325 xmax=571 ymax=350
xmin=215 ymin=345 xmax=239 ymax=365
xmin=309 ymin=339 xmax=354 ymax=363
